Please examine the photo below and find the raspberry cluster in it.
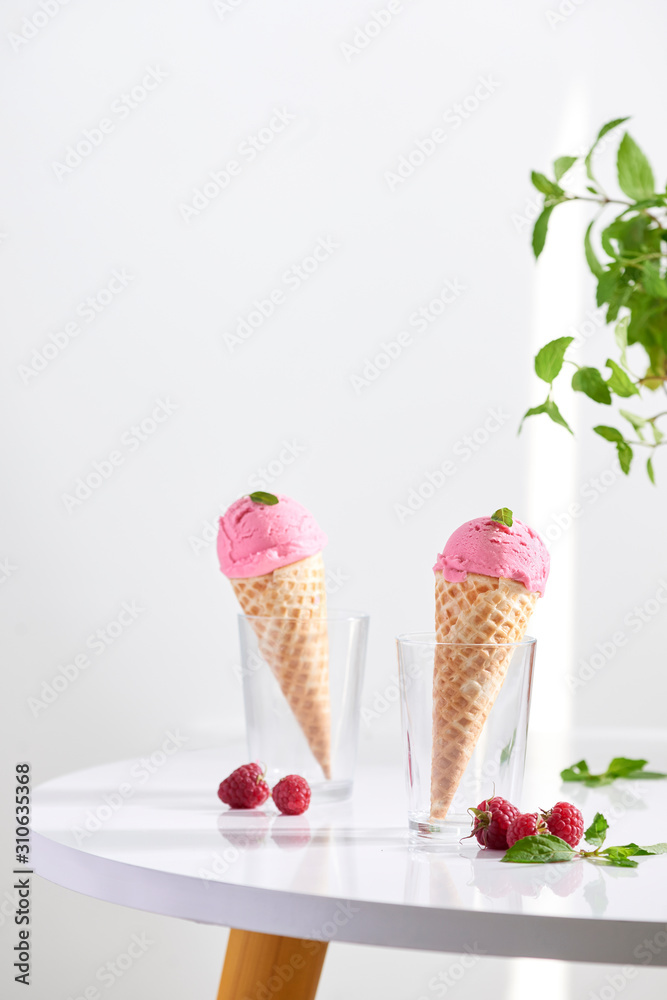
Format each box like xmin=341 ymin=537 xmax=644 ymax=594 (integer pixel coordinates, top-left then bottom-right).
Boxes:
xmin=469 ymin=796 xmax=584 ymax=851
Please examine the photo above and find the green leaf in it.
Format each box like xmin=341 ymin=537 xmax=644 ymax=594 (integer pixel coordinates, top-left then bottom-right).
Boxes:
xmin=584 ymin=221 xmax=604 ymax=278
xmin=248 ymin=491 xmax=279 ymax=505
xmin=530 ymin=171 xmax=564 ymax=197
xmin=593 ymin=425 xmax=624 ymax=443
xmin=544 ymin=399 xmax=574 ymax=433
xmin=532 ymin=206 xmax=554 ymax=259
xmin=502 ymin=834 xmax=576 ymax=864
xmin=491 ymin=507 xmax=513 ymax=527
xmin=647 ymin=456 xmax=656 ymax=484
xmin=586 ymin=185 xmax=599 ymax=195
xmin=600 ymin=844 xmax=650 ymax=864
xmin=614 ymin=316 xmax=630 ymax=370
xmin=585 ymin=117 xmax=630 ymax=181
xmin=641 ymin=843 xmax=667 ymax=854
xmin=500 ymin=730 xmax=517 ymax=765
xmin=617 ymin=441 xmax=633 ymax=474
xmin=606 ymin=359 xmax=639 ymax=397
xmin=594 ymin=856 xmax=639 ymax=868
xmin=572 ymin=367 xmax=612 ymax=404
xmin=554 ymin=156 xmax=577 ymax=181
xmin=617 ymin=132 xmax=656 ymax=201
xmin=560 ymin=759 xmax=591 ymax=783
xmin=640 ymin=261 xmax=667 ymax=298
xmin=619 ymin=409 xmax=647 ymax=435
xmin=652 ymin=423 xmax=665 ymax=444
xmin=534 ymin=337 xmax=574 ymax=383
xmin=584 ymin=813 xmax=609 ymax=849
xmin=519 ymin=399 xmax=573 ymax=434
xmin=607 ymin=757 xmax=648 ymax=777
xmin=596 ymin=268 xmax=621 ymax=307
xmin=561 ymin=756 xmax=665 ymax=787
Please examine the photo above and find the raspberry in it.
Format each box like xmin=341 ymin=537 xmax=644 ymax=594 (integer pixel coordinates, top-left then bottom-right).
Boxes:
xmin=217 ymin=763 xmax=269 ymax=809
xmin=272 ymin=775 xmax=311 ymax=816
xmin=469 ymin=796 xmax=520 ymax=850
xmin=543 ymin=801 xmax=584 ymax=848
xmin=507 ymin=812 xmax=547 ymax=848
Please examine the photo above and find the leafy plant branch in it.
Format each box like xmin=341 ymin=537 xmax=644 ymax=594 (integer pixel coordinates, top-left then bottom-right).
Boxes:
xmin=521 ymin=117 xmax=667 ymax=482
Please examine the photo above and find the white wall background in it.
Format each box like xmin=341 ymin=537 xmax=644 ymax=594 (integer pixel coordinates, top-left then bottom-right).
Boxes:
xmin=2 ymin=0 xmax=666 ymax=997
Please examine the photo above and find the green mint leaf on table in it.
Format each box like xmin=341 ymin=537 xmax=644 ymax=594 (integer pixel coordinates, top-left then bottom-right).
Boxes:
xmin=554 ymin=156 xmax=577 ymax=182
xmin=248 ymin=491 xmax=279 ymax=505
xmin=530 ymin=171 xmax=564 ymax=198
xmin=534 ymin=337 xmax=574 ymax=383
xmin=532 ymin=205 xmax=554 ymax=259
xmin=647 ymin=456 xmax=656 ymax=484
xmin=584 ymin=812 xmax=609 ymax=849
xmin=642 ymin=843 xmax=667 ymax=855
xmin=561 ymin=757 xmax=666 ymax=787
xmin=491 ymin=508 xmax=513 ymax=527
xmin=572 ymin=367 xmax=612 ymax=405
xmin=606 ymin=360 xmax=639 ymax=398
xmin=617 ymin=132 xmax=656 ymax=201
xmin=584 ymin=116 xmax=630 ymax=181
xmin=502 ymin=834 xmax=575 ymax=864
xmin=607 ymin=757 xmax=649 ymax=777
xmin=561 ymin=759 xmax=591 ymax=782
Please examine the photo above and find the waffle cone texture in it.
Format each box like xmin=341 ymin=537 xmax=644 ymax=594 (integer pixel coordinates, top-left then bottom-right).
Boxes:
xmin=231 ymin=553 xmax=331 ymax=779
xmin=431 ymin=571 xmax=538 ymax=819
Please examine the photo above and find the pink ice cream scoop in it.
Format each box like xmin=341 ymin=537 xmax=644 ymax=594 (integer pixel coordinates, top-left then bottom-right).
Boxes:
xmin=434 ymin=515 xmax=549 ymax=596
xmin=217 ymin=494 xmax=328 ymax=579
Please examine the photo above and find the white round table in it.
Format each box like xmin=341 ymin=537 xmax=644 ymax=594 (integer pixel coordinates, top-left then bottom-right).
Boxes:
xmin=32 ymin=738 xmax=667 ymax=997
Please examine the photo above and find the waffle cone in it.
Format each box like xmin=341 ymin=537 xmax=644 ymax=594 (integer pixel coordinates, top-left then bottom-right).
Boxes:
xmin=231 ymin=553 xmax=331 ymax=779
xmin=431 ymin=571 xmax=538 ymax=819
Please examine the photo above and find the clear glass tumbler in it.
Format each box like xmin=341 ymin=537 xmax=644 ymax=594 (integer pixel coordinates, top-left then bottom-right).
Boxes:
xmin=239 ymin=610 xmax=369 ymax=802
xmin=396 ymin=634 xmax=536 ymax=841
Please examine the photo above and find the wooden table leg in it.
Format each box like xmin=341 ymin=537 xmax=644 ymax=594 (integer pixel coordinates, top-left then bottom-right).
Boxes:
xmin=217 ymin=929 xmax=328 ymax=1000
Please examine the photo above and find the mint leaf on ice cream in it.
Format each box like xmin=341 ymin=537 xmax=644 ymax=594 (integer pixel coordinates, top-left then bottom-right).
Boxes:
xmin=248 ymin=492 xmax=279 ymax=505
xmin=491 ymin=508 xmax=513 ymax=527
